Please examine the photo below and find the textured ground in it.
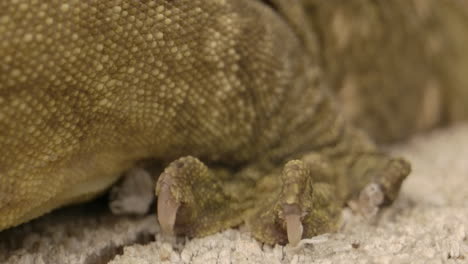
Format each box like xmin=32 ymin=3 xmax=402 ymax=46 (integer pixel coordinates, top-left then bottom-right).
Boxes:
xmin=1 ymin=123 xmax=468 ymax=264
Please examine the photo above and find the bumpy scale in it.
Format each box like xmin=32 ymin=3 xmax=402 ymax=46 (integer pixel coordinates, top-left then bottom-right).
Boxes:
xmin=1 ymin=0 xmax=468 ymax=245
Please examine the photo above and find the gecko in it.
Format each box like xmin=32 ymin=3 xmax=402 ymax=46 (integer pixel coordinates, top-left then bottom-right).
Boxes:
xmin=1 ymin=0 xmax=468 ymax=246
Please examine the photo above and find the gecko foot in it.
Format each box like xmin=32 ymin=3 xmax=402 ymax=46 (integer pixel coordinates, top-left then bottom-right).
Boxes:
xmin=155 ymin=154 xmax=409 ymax=245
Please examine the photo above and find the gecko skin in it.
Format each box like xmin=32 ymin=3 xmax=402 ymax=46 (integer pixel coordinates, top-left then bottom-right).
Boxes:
xmin=1 ymin=0 xmax=468 ymax=245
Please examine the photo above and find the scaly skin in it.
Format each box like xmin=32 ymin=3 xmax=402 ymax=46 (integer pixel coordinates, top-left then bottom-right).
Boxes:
xmin=0 ymin=0 xmax=467 ymax=245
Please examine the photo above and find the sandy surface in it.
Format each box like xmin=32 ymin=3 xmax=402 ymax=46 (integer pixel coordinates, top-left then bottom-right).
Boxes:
xmin=1 ymin=124 xmax=467 ymax=264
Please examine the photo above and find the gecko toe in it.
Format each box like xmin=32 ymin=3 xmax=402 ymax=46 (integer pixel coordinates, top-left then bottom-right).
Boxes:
xmin=155 ymin=156 xmax=250 ymax=238
xmin=248 ymin=158 xmax=341 ymax=245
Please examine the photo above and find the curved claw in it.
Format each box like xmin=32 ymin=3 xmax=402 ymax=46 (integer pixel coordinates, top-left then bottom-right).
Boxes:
xmin=285 ymin=213 xmax=303 ymax=246
xmin=358 ymin=183 xmax=384 ymax=218
xmin=360 ymin=183 xmax=384 ymax=207
xmin=157 ymin=179 xmax=180 ymax=236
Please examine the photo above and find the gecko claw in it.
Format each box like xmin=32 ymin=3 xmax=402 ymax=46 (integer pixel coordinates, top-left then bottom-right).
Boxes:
xmin=283 ymin=203 xmax=303 ymax=246
xmin=157 ymin=178 xmax=180 ymax=236
xmin=285 ymin=213 xmax=303 ymax=246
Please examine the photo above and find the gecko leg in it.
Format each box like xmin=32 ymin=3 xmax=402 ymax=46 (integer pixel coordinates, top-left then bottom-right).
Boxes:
xmin=155 ymin=156 xmax=254 ymax=237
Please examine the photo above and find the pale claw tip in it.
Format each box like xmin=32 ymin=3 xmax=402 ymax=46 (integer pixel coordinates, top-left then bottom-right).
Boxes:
xmin=157 ymin=182 xmax=180 ymax=236
xmin=286 ymin=214 xmax=303 ymax=246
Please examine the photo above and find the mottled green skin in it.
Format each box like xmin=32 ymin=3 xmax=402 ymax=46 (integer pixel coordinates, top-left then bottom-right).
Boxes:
xmin=301 ymin=0 xmax=468 ymax=142
xmin=0 ymin=0 xmax=466 ymax=244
